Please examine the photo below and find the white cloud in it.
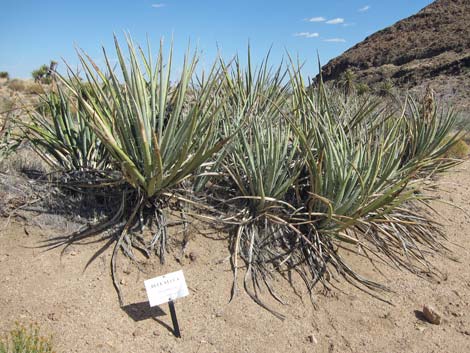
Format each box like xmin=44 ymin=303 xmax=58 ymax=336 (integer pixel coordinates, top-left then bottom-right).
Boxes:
xmin=358 ymin=5 xmax=370 ymax=12
xmin=326 ymin=18 xmax=344 ymax=24
xmin=323 ymin=38 xmax=346 ymax=42
xmin=307 ymin=17 xmax=326 ymax=22
xmin=151 ymin=3 xmax=165 ymax=8
xmin=294 ymin=32 xmax=320 ymax=38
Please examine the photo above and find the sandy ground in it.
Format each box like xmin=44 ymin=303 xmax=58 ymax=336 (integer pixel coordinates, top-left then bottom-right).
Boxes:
xmin=0 ymin=160 xmax=470 ymax=353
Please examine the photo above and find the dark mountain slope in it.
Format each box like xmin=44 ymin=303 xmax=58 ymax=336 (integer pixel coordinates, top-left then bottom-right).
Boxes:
xmin=321 ymin=0 xmax=470 ymax=108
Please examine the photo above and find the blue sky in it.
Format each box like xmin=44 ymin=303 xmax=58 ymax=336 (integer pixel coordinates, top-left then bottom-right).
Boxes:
xmin=0 ymin=0 xmax=433 ymax=79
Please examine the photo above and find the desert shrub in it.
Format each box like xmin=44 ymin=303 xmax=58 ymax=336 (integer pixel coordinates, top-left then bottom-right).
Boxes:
xmin=31 ymin=62 xmax=56 ymax=84
xmin=0 ymin=323 xmax=54 ymax=353
xmin=8 ymin=80 xmax=44 ymax=95
xmin=356 ymin=82 xmax=369 ymax=95
xmin=31 ymin=65 xmax=49 ymax=83
xmin=7 ymin=79 xmax=26 ymax=92
xmin=0 ymin=116 xmax=20 ymax=162
xmin=40 ymin=77 xmax=52 ymax=85
xmin=0 ymin=96 xmax=15 ymax=113
xmin=377 ymin=79 xmax=394 ymax=96
xmin=0 ymin=72 xmax=9 ymax=80
xmin=338 ymin=68 xmax=356 ymax=96
xmin=25 ymin=82 xmax=44 ymax=95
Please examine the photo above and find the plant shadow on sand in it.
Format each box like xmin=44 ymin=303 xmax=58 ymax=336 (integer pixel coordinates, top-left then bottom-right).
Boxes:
xmin=122 ymin=302 xmax=175 ymax=334
xmin=122 ymin=301 xmax=166 ymax=321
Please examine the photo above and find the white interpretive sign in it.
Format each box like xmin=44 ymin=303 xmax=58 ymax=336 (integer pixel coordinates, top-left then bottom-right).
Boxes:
xmin=144 ymin=270 xmax=189 ymax=307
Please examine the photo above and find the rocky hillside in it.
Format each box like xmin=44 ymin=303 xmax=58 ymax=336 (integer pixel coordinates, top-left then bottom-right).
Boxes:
xmin=321 ymin=0 xmax=470 ymax=109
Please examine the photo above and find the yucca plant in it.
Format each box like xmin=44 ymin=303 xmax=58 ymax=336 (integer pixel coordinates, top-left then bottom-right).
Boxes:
xmin=399 ymin=90 xmax=462 ymax=175
xmin=286 ymin=72 xmax=455 ymax=297
xmin=219 ymin=49 xmax=289 ymax=116
xmin=192 ymin=50 xmax=291 ymax=193
xmin=55 ymin=36 xmax=229 ymax=305
xmin=19 ymin=84 xmax=110 ymax=172
xmin=223 ymin=115 xmax=303 ymax=318
xmin=203 ymin=59 xmax=461 ymax=316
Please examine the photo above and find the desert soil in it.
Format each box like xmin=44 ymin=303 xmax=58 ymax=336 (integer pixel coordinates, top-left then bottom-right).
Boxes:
xmin=1 ymin=160 xmax=470 ymax=353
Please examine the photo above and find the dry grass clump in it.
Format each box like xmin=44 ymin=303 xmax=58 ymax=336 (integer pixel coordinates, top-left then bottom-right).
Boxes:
xmin=7 ymin=80 xmax=26 ymax=92
xmin=6 ymin=80 xmax=44 ymax=95
xmin=13 ymin=35 xmax=463 ymax=317
xmin=0 ymin=323 xmax=54 ymax=353
xmin=24 ymin=83 xmax=44 ymax=95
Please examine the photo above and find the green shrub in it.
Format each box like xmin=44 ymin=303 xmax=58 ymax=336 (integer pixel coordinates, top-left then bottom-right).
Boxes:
xmin=356 ymin=82 xmax=369 ymax=95
xmin=377 ymin=79 xmax=394 ymax=96
xmin=0 ymin=323 xmax=55 ymax=353
xmin=31 ymin=65 xmax=49 ymax=83
xmin=0 ymin=72 xmax=9 ymax=80
xmin=0 ymin=116 xmax=20 ymax=162
xmin=41 ymin=77 xmax=52 ymax=85
xmin=338 ymin=68 xmax=356 ymax=96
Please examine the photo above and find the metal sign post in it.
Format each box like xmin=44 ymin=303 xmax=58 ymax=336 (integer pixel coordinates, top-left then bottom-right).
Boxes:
xmin=168 ymin=300 xmax=181 ymax=338
xmin=144 ymin=270 xmax=188 ymax=339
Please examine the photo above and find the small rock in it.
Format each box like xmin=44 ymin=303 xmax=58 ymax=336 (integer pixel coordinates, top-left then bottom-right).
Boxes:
xmin=189 ymin=252 xmax=197 ymax=262
xmin=463 ymin=330 xmax=470 ymax=336
xmin=47 ymin=312 xmax=58 ymax=321
xmin=132 ymin=328 xmax=144 ymax=337
xmin=120 ymin=279 xmax=127 ymax=285
xmin=423 ymin=305 xmax=442 ymax=325
xmin=380 ymin=312 xmax=391 ymax=319
xmin=307 ymin=334 xmax=318 ymax=344
xmin=153 ymin=330 xmax=160 ymax=336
